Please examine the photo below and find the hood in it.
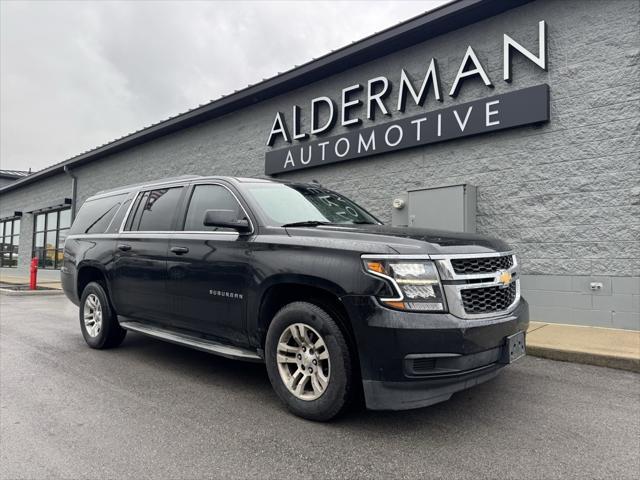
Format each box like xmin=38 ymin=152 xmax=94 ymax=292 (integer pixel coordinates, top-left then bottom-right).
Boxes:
xmin=284 ymin=224 xmax=511 ymax=256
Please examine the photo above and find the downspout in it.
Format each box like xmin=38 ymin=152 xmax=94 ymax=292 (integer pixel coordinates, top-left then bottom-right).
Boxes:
xmin=63 ymin=166 xmax=78 ymax=221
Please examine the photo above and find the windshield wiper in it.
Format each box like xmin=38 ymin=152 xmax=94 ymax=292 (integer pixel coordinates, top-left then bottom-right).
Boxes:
xmin=281 ymin=220 xmax=332 ymax=227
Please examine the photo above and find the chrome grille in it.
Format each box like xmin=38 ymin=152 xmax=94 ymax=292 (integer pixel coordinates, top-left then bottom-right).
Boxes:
xmin=461 ymin=283 xmax=518 ymax=314
xmin=433 ymin=252 xmax=520 ymax=319
xmin=451 ymin=255 xmax=513 ymax=274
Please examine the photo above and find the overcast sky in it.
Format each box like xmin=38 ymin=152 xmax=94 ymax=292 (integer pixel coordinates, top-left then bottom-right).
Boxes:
xmin=0 ymin=0 xmax=449 ymax=173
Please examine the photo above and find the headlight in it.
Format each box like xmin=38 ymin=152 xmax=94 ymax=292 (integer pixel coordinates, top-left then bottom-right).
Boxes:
xmin=363 ymin=257 xmax=446 ymax=312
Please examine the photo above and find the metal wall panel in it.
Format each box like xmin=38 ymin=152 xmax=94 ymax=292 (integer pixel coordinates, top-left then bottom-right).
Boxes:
xmin=407 ymin=184 xmax=476 ymax=232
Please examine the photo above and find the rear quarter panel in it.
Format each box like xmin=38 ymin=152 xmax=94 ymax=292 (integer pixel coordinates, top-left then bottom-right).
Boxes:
xmin=63 ymin=235 xmax=118 ymax=302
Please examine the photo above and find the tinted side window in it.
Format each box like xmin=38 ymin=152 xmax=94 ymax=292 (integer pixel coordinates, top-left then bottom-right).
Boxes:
xmin=105 ymin=196 xmax=132 ymax=233
xmin=69 ymin=193 xmax=127 ymax=235
xmin=184 ymin=185 xmax=242 ymax=231
xmin=128 ymin=187 xmax=183 ymax=232
xmin=126 ymin=191 xmax=149 ymax=231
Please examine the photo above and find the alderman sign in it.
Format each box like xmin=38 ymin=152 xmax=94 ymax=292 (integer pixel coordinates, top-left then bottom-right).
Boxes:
xmin=265 ymin=84 xmax=549 ymax=175
xmin=264 ymin=20 xmax=551 ymax=175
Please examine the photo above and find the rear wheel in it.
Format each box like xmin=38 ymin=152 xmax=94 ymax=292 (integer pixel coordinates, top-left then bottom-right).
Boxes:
xmin=265 ymin=301 xmax=354 ymax=421
xmin=79 ymin=281 xmax=126 ymax=349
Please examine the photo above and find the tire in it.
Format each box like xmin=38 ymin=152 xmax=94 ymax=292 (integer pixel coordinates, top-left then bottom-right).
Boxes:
xmin=79 ymin=281 xmax=126 ymax=349
xmin=265 ymin=301 xmax=354 ymax=421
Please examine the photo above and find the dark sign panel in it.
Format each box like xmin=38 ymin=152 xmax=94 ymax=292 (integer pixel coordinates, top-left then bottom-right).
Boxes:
xmin=265 ymin=84 xmax=549 ymax=175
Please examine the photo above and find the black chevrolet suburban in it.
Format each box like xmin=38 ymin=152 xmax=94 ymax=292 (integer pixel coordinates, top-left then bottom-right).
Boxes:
xmin=61 ymin=175 xmax=528 ymax=421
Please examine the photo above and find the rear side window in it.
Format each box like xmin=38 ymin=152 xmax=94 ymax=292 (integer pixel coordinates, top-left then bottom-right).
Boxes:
xmin=126 ymin=187 xmax=183 ymax=232
xmin=183 ymin=184 xmax=243 ymax=231
xmin=105 ymin=196 xmax=132 ymax=233
xmin=69 ymin=193 xmax=127 ymax=235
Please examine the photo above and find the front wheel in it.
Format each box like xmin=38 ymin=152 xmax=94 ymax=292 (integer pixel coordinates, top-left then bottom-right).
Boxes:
xmin=265 ymin=302 xmax=355 ymax=421
xmin=79 ymin=281 xmax=126 ymax=349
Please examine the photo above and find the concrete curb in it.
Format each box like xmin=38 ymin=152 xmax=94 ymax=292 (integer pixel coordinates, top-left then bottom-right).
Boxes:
xmin=527 ymin=345 xmax=640 ymax=373
xmin=0 ymin=288 xmax=64 ymax=296
xmin=526 ymin=322 xmax=640 ymax=373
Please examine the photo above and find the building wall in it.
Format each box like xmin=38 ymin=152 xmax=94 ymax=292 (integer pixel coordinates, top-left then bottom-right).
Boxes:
xmin=1 ymin=0 xmax=638 ymax=328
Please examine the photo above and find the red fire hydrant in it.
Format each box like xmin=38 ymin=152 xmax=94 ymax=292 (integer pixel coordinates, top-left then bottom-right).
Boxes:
xmin=30 ymin=257 xmax=38 ymax=290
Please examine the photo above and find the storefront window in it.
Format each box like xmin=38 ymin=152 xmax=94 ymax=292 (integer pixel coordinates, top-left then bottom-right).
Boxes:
xmin=0 ymin=218 xmax=20 ymax=268
xmin=33 ymin=208 xmax=71 ymax=269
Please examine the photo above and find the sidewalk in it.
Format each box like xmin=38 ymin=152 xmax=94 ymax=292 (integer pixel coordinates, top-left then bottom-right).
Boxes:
xmin=0 ymin=273 xmax=62 ymax=290
xmin=527 ymin=321 xmax=640 ymax=373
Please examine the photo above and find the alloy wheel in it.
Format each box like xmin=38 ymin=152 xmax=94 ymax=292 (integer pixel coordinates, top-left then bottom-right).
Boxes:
xmin=276 ymin=323 xmax=331 ymax=401
xmin=83 ymin=293 xmax=103 ymax=337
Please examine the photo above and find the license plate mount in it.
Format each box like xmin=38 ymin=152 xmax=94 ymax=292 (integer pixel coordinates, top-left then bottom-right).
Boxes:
xmin=502 ymin=331 xmax=526 ymax=364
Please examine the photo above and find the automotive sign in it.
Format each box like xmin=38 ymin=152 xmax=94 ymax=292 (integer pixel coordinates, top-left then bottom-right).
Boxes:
xmin=265 ymin=85 xmax=549 ymax=175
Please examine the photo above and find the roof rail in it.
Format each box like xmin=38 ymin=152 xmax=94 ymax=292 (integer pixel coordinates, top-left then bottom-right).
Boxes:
xmin=94 ymin=175 xmax=203 ymax=195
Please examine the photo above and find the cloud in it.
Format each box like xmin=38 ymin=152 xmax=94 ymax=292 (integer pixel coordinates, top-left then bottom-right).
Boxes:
xmin=0 ymin=0 xmax=448 ymax=172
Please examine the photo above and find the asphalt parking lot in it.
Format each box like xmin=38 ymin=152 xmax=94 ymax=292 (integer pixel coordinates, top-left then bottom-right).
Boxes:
xmin=1 ymin=294 xmax=639 ymax=479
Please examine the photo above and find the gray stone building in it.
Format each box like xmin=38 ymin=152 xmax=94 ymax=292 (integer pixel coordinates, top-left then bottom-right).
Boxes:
xmin=1 ymin=0 xmax=638 ymax=329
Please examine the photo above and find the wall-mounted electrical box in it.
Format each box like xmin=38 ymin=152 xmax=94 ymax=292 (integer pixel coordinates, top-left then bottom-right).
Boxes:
xmin=391 ymin=184 xmax=477 ymax=232
xmin=390 ymin=192 xmax=409 ymax=227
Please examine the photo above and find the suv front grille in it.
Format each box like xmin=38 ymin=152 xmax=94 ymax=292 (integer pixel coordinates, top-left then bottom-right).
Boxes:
xmin=451 ymin=255 xmax=513 ymax=274
xmin=435 ymin=252 xmax=520 ymax=319
xmin=461 ymin=282 xmax=517 ymax=315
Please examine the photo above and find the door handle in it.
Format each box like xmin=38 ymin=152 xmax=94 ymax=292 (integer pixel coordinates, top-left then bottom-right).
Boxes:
xmin=117 ymin=244 xmax=132 ymax=252
xmin=170 ymin=246 xmax=189 ymax=255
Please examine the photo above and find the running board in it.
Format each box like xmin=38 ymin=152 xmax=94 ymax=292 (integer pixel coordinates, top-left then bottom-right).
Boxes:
xmin=119 ymin=321 xmax=263 ymax=363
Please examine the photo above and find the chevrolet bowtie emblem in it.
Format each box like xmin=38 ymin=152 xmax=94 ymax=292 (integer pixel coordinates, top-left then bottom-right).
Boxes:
xmin=497 ymin=270 xmax=512 ymax=286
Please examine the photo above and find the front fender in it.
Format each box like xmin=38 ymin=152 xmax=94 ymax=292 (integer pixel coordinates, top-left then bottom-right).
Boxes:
xmin=257 ymin=273 xmax=348 ymax=299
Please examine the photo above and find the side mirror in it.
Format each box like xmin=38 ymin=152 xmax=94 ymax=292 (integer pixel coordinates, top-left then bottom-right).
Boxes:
xmin=203 ymin=209 xmax=251 ymax=233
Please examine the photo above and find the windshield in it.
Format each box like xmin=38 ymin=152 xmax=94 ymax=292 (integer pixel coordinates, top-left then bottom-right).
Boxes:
xmin=243 ymin=183 xmax=381 ymax=226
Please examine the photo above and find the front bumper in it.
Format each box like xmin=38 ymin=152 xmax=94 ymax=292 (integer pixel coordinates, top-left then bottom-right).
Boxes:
xmin=341 ymin=295 xmax=529 ymax=410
